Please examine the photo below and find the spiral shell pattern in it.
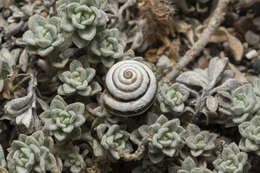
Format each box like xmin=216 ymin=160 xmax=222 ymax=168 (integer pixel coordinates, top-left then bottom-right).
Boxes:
xmin=102 ymin=60 xmax=157 ymax=117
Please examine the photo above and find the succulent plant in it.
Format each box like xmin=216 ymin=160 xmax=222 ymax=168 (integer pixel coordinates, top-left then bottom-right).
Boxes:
xmin=4 ymin=75 xmax=37 ymax=129
xmin=185 ymin=124 xmax=217 ymax=157
xmin=176 ymin=57 xmax=229 ymax=113
xmin=96 ymin=124 xmax=133 ymax=160
xmin=132 ymin=115 xmax=186 ymax=163
xmin=58 ymin=60 xmax=101 ymax=96
xmin=176 ymin=157 xmax=213 ymax=173
xmin=86 ymin=104 xmax=119 ymax=128
xmin=158 ymin=83 xmax=190 ymax=113
xmin=57 ymin=0 xmax=108 ymax=48
xmin=89 ymin=28 xmax=125 ymax=67
xmin=0 ymin=48 xmax=18 ymax=92
xmin=6 ymin=131 xmax=57 ymax=173
xmin=252 ymin=79 xmax=260 ymax=97
xmin=23 ymin=14 xmax=66 ymax=57
xmin=213 ymin=143 xmax=250 ymax=173
xmin=239 ymin=116 xmax=260 ymax=155
xmin=63 ymin=153 xmax=85 ymax=173
xmin=219 ymin=84 xmax=258 ymax=124
xmin=148 ymin=116 xmax=185 ymax=163
xmin=40 ymin=95 xmax=86 ymax=141
xmin=132 ymin=160 xmax=164 ymax=173
xmin=0 ymin=144 xmax=8 ymax=173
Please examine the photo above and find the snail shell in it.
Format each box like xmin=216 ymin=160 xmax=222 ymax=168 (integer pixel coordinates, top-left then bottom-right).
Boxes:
xmin=102 ymin=60 xmax=157 ymax=117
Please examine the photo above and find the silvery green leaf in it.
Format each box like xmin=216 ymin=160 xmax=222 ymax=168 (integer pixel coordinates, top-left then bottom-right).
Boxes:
xmin=98 ymin=124 xmax=132 ymax=160
xmin=219 ymin=84 xmax=257 ymax=124
xmin=177 ymin=71 xmax=208 ymax=89
xmin=158 ymin=83 xmax=190 ymax=113
xmin=185 ymin=124 xmax=217 ymax=157
xmin=58 ymin=60 xmax=101 ymax=96
xmin=40 ymin=95 xmax=86 ymax=141
xmin=206 ymin=96 xmax=218 ymax=113
xmin=7 ymin=131 xmax=57 ymax=173
xmin=207 ymin=57 xmax=228 ymax=89
xmin=57 ymin=0 xmax=107 ymax=48
xmin=93 ymin=139 xmax=105 ymax=157
xmin=4 ymin=75 xmax=37 ymax=128
xmin=0 ymin=79 xmax=4 ymax=93
xmin=136 ymin=115 xmax=186 ymax=163
xmin=253 ymin=78 xmax=260 ymax=96
xmin=238 ymin=116 xmax=260 ymax=155
xmin=63 ymin=153 xmax=85 ymax=173
xmin=213 ymin=143 xmax=250 ymax=173
xmin=88 ymin=28 xmax=125 ymax=67
xmin=0 ymin=145 xmax=6 ymax=168
xmin=23 ymin=14 xmax=66 ymax=57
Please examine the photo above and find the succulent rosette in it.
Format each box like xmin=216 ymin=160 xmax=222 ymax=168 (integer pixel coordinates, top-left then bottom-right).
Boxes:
xmin=239 ymin=116 xmax=260 ymax=155
xmin=96 ymin=124 xmax=133 ymax=160
xmin=58 ymin=60 xmax=101 ymax=96
xmin=213 ymin=143 xmax=250 ymax=173
xmin=40 ymin=95 xmax=86 ymax=141
xmin=7 ymin=131 xmax=57 ymax=173
xmin=57 ymin=0 xmax=108 ymax=48
xmin=219 ymin=84 xmax=257 ymax=124
xmin=0 ymin=48 xmax=18 ymax=92
xmin=63 ymin=153 xmax=85 ymax=173
xmin=177 ymin=157 xmax=213 ymax=173
xmin=23 ymin=15 xmax=65 ymax=57
xmin=148 ymin=115 xmax=185 ymax=163
xmin=89 ymin=28 xmax=125 ymax=67
xmin=185 ymin=124 xmax=217 ymax=157
xmin=158 ymin=83 xmax=190 ymax=113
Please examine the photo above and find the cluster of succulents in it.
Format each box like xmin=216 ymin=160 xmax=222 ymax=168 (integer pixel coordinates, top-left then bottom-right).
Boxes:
xmin=0 ymin=48 xmax=18 ymax=92
xmin=239 ymin=116 xmax=260 ymax=155
xmin=132 ymin=115 xmax=186 ymax=163
xmin=96 ymin=124 xmax=133 ymax=160
xmin=22 ymin=15 xmax=66 ymax=57
xmin=1 ymin=0 xmax=260 ymax=172
xmin=219 ymin=84 xmax=260 ymax=124
xmin=57 ymin=0 xmax=108 ymax=48
xmin=7 ymin=131 xmax=58 ymax=173
xmin=175 ymin=157 xmax=213 ymax=173
xmin=213 ymin=143 xmax=250 ymax=173
xmin=40 ymin=95 xmax=86 ymax=141
xmin=184 ymin=124 xmax=217 ymax=157
xmin=58 ymin=60 xmax=101 ymax=96
xmin=158 ymin=83 xmax=190 ymax=113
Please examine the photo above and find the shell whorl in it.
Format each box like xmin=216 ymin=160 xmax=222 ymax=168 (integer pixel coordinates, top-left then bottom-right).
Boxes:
xmin=102 ymin=60 xmax=157 ymax=117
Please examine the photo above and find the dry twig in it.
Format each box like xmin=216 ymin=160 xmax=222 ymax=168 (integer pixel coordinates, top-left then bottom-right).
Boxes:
xmin=161 ymin=0 xmax=231 ymax=83
xmin=118 ymin=136 xmax=151 ymax=161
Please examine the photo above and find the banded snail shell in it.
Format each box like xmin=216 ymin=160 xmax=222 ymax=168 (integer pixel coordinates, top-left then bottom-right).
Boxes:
xmin=102 ymin=60 xmax=157 ymax=117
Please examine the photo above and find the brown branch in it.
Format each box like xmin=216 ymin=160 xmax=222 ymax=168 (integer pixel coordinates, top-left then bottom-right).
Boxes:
xmin=161 ymin=0 xmax=230 ymax=83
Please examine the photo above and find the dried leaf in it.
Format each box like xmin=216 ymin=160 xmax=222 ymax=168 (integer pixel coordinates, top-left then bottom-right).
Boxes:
xmin=195 ymin=25 xmax=227 ymax=43
xmin=228 ymin=63 xmax=248 ymax=83
xmin=223 ymin=30 xmax=244 ymax=62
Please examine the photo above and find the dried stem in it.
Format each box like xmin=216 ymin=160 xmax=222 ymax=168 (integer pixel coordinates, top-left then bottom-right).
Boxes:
xmin=118 ymin=136 xmax=152 ymax=161
xmin=161 ymin=0 xmax=230 ymax=83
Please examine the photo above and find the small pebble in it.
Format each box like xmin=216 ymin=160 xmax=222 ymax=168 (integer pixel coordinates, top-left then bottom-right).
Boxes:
xmin=253 ymin=59 xmax=260 ymax=74
xmin=198 ymin=57 xmax=209 ymax=69
xmin=245 ymin=30 xmax=260 ymax=46
xmin=253 ymin=17 xmax=260 ymax=30
xmin=246 ymin=49 xmax=258 ymax=59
